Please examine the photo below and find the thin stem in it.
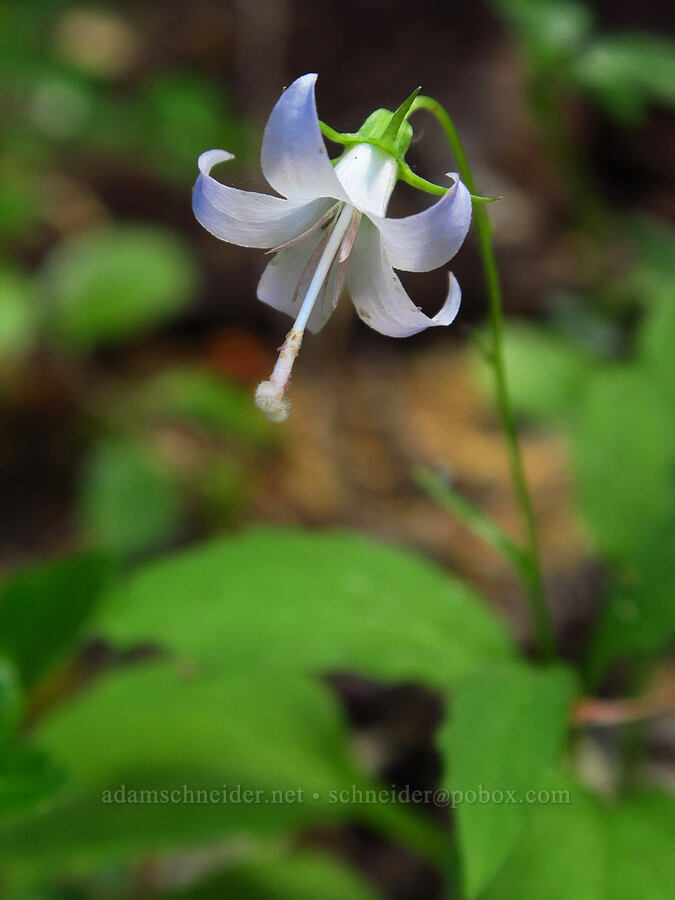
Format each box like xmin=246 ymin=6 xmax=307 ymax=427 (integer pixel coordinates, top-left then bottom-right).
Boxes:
xmin=415 ymin=467 xmax=530 ymax=580
xmin=409 ymin=96 xmax=557 ymax=660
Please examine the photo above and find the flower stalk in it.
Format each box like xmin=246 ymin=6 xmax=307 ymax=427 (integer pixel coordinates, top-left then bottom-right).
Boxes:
xmin=408 ymin=96 xmax=557 ymax=660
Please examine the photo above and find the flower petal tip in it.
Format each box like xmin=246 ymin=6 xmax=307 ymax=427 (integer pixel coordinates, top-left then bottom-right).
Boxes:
xmin=254 ymin=380 xmax=291 ymax=423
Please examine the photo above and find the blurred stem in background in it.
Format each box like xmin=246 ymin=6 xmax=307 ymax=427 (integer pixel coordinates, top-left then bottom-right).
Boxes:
xmin=409 ymin=96 xmax=557 ymax=661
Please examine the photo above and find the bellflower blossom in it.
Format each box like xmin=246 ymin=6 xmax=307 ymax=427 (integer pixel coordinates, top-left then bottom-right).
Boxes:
xmin=193 ymin=74 xmax=472 ymax=422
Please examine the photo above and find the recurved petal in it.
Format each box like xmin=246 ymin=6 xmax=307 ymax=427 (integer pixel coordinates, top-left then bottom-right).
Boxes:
xmin=256 ymin=229 xmax=340 ymax=334
xmin=193 ymin=150 xmax=332 ymax=249
xmin=347 ymin=218 xmax=462 ymax=337
xmin=260 ymin=74 xmax=348 ymax=204
xmin=368 ymin=174 xmax=472 ymax=272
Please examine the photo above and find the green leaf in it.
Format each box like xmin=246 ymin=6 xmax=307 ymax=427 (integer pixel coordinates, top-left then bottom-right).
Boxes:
xmin=638 ymin=293 xmax=675 ymax=419
xmin=0 ymin=266 xmax=39 ymax=365
xmin=136 ymin=74 xmax=251 ymax=183
xmin=627 ymin=216 xmax=675 ymax=310
xmin=572 ymin=34 xmax=675 ymax=122
xmin=0 ymin=665 xmax=424 ymax=879
xmin=0 ymin=658 xmax=21 ymax=747
xmin=0 ymin=747 xmax=67 ymax=826
xmin=441 ymin=665 xmax=577 ymax=898
xmin=572 ymin=368 xmax=673 ymax=560
xmin=0 ymin=552 xmax=111 ymax=687
xmin=586 ymin=514 xmax=675 ymax=682
xmin=605 ymin=790 xmax=675 ymax=899
xmin=483 ymin=775 xmax=604 ymax=900
xmin=483 ymin=782 xmax=674 ymax=900
xmin=42 ymin=225 xmax=198 ymax=349
xmin=166 ymin=851 xmax=382 ymax=900
xmin=78 ymin=440 xmax=182 ymax=558
xmin=140 ymin=367 xmax=274 ymax=445
xmin=96 ymin=529 xmax=513 ymax=687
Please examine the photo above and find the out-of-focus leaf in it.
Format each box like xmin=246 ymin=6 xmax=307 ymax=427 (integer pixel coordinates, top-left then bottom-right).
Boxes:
xmin=638 ymin=292 xmax=675 ymax=417
xmin=166 ymin=852 xmax=382 ymax=900
xmin=136 ymin=74 xmax=250 ymax=183
xmin=0 ymin=552 xmax=111 ymax=688
xmin=548 ymin=291 xmax=623 ymax=357
xmin=0 ymin=747 xmax=67 ymax=826
xmin=0 ymin=659 xmax=21 ymax=747
xmin=572 ymin=34 xmax=675 ymax=122
xmin=0 ymin=267 xmax=39 ymax=364
xmin=586 ymin=515 xmax=675 ymax=682
xmin=627 ymin=216 xmax=675 ymax=309
xmin=498 ymin=322 xmax=593 ymax=421
xmin=572 ymin=368 xmax=672 ymax=560
xmin=482 ymin=775 xmax=604 ymax=900
xmin=96 ymin=529 xmax=513 ymax=687
xmin=78 ymin=440 xmax=181 ymax=558
xmin=441 ymin=665 xmax=576 ymax=898
xmin=197 ymin=457 xmax=247 ymax=526
xmin=605 ymin=790 xmax=675 ymax=899
xmin=42 ymin=225 xmax=198 ymax=349
xmin=0 ymin=666 xmax=428 ymax=880
xmin=0 ymin=173 xmax=40 ymax=240
xmin=491 ymin=0 xmax=593 ymax=67
xmin=140 ymin=367 xmax=273 ymax=445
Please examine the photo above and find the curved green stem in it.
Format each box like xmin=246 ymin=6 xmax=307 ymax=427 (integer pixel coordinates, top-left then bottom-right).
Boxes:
xmin=409 ymin=95 xmax=556 ymax=660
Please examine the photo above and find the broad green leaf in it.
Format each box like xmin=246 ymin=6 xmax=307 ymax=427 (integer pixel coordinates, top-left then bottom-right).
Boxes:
xmin=606 ymin=790 xmax=674 ymax=899
xmin=498 ymin=322 xmax=593 ymax=421
xmin=0 ymin=551 xmax=110 ymax=687
xmin=0 ymin=747 xmax=67 ymax=826
xmin=586 ymin=515 xmax=675 ymax=682
xmin=483 ymin=775 xmax=604 ymax=900
xmin=441 ymin=665 xmax=576 ymax=898
xmin=78 ymin=440 xmax=181 ymax=558
xmin=42 ymin=225 xmax=198 ymax=349
xmin=572 ymin=368 xmax=672 ymax=560
xmin=166 ymin=851 xmax=382 ymax=900
xmin=638 ymin=294 xmax=675 ymax=418
xmin=96 ymin=529 xmax=513 ymax=686
xmin=572 ymin=34 xmax=675 ymax=122
xmin=0 ymin=658 xmax=21 ymax=746
xmin=0 ymin=665 xmax=428 ymax=879
xmin=139 ymin=367 xmax=273 ymax=445
xmin=627 ymin=216 xmax=675 ymax=310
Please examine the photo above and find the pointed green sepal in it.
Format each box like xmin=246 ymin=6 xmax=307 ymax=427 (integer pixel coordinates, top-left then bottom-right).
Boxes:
xmin=382 ymin=87 xmax=421 ymax=146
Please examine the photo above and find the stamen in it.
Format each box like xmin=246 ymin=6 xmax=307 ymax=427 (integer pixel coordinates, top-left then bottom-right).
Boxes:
xmin=332 ymin=208 xmax=361 ymax=308
xmin=264 ymin=203 xmax=340 ymax=254
xmin=255 ymin=204 xmax=355 ymax=422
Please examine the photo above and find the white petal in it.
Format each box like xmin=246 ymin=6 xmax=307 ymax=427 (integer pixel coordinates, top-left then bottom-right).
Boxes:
xmin=347 ymin=219 xmax=462 ymax=337
xmin=193 ymin=149 xmax=331 ymax=249
xmin=260 ymin=74 xmax=348 ymax=204
xmin=334 ymin=143 xmax=398 ymax=216
xmin=368 ymin=174 xmax=472 ymax=272
xmin=256 ymin=229 xmax=339 ymax=334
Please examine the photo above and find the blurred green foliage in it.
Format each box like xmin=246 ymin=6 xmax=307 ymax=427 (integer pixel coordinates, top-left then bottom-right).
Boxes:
xmin=42 ymin=226 xmax=199 ymax=350
xmin=165 ymin=852 xmax=383 ymax=900
xmin=0 ymin=552 xmax=111 ymax=688
xmin=492 ymin=0 xmax=675 ymax=123
xmin=441 ymin=665 xmax=576 ymax=897
xmin=0 ymin=0 xmax=673 ymax=897
xmin=78 ymin=440 xmax=182 ymax=558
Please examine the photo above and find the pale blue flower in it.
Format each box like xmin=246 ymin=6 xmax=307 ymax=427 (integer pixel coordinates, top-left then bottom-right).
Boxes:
xmin=193 ymin=74 xmax=471 ymax=421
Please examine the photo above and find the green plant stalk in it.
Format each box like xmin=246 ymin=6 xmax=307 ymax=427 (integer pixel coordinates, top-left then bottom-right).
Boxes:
xmin=409 ymin=96 xmax=557 ymax=659
xmin=414 ymin=466 xmax=530 ymax=581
